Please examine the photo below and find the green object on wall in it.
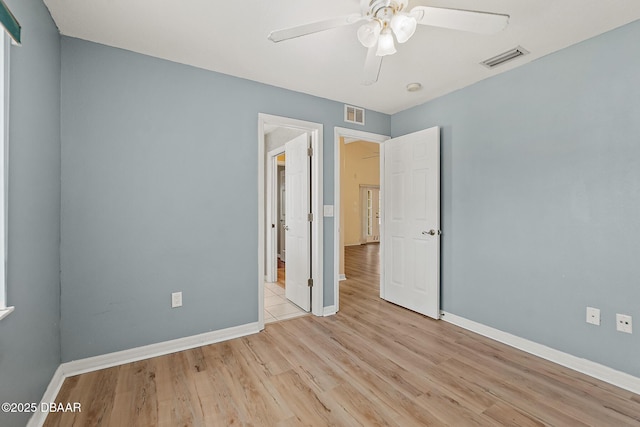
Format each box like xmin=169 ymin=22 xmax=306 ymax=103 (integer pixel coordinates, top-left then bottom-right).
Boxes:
xmin=0 ymin=0 xmax=20 ymax=44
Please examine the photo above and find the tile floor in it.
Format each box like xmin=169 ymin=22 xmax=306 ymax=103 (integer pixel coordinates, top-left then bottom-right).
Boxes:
xmin=264 ymin=281 xmax=308 ymax=323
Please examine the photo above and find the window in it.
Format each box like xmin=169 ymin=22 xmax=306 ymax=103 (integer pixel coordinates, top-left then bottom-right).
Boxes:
xmin=0 ymin=31 xmax=10 ymax=320
xmin=0 ymin=0 xmax=20 ymax=320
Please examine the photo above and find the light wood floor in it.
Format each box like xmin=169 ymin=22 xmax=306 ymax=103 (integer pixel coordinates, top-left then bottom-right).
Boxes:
xmin=45 ymin=244 xmax=640 ymax=426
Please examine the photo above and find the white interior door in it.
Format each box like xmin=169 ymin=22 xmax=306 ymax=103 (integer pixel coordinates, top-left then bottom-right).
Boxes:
xmin=362 ymin=186 xmax=380 ymax=243
xmin=382 ymin=127 xmax=440 ymax=319
xmin=285 ymin=133 xmax=311 ymax=311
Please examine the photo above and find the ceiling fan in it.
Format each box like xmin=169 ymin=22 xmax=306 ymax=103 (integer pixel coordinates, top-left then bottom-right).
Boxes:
xmin=268 ymin=0 xmax=509 ymax=85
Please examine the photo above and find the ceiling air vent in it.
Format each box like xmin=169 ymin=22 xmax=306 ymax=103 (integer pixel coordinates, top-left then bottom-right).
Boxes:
xmin=481 ymin=46 xmax=529 ymax=69
xmin=345 ymin=105 xmax=365 ymax=125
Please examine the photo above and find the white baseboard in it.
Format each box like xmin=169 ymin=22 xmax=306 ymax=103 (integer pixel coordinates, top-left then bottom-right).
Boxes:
xmin=323 ymin=305 xmax=337 ymax=317
xmin=441 ymin=311 xmax=640 ymax=395
xmin=26 ymin=366 xmax=65 ymax=427
xmin=63 ymin=321 xmax=261 ymax=377
xmin=27 ymin=321 xmax=261 ymax=427
xmin=338 ymin=274 xmax=347 ymax=281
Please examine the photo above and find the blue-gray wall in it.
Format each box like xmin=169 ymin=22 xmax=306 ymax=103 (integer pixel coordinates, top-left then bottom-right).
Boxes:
xmin=392 ymin=20 xmax=640 ymax=377
xmin=0 ymin=1 xmax=61 ymax=426
xmin=60 ymin=37 xmax=390 ymax=361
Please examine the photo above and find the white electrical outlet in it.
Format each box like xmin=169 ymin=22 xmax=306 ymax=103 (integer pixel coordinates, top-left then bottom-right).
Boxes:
xmin=586 ymin=307 xmax=600 ymax=325
xmin=171 ymin=291 xmax=183 ymax=308
xmin=616 ymin=314 xmax=632 ymax=334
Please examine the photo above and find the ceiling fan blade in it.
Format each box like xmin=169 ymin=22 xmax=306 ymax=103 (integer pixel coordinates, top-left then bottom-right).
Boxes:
xmin=410 ymin=6 xmax=509 ymax=34
xmin=363 ymin=46 xmax=382 ymax=86
xmin=268 ymin=14 xmax=363 ymax=43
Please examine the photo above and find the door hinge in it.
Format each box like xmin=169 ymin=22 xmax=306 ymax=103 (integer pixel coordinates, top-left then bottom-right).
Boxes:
xmin=308 ymin=278 xmax=313 ymax=288
xmin=307 ymin=147 xmax=313 ymax=157
xmin=307 ymin=212 xmax=313 ymax=222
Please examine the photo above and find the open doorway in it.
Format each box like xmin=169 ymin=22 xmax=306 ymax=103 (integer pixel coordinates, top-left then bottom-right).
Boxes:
xmin=266 ymin=145 xmax=304 ymax=323
xmin=333 ymin=127 xmax=389 ymax=312
xmin=264 ymin=139 xmax=307 ymax=323
xmin=258 ymin=114 xmax=324 ymax=328
xmin=343 ymin=141 xmax=380 ymax=248
xmin=334 ymin=126 xmax=442 ymax=318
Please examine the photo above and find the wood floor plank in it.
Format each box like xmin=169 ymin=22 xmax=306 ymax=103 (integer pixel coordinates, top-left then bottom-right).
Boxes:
xmin=237 ymin=331 xmax=292 ymax=377
xmin=110 ymin=360 xmax=158 ymax=426
xmin=482 ymin=401 xmax=547 ymax=427
xmin=156 ymin=352 xmax=206 ymax=427
xmin=191 ymin=347 xmax=245 ymax=425
xmin=270 ymin=369 xmax=351 ymax=426
xmin=322 ymin=382 xmax=400 ymax=427
xmin=227 ymin=338 xmax=294 ymax=423
xmin=44 ymin=244 xmax=640 ymax=426
xmin=264 ymin=322 xmax=344 ymax=394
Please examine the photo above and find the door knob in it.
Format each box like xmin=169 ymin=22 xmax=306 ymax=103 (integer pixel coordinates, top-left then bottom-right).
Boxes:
xmin=422 ymin=229 xmax=441 ymax=236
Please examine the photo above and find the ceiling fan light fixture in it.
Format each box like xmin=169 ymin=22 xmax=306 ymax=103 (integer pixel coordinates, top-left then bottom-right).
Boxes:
xmin=357 ymin=20 xmax=382 ymax=48
xmin=390 ymin=13 xmax=416 ymax=43
xmin=376 ymin=28 xmax=396 ymax=56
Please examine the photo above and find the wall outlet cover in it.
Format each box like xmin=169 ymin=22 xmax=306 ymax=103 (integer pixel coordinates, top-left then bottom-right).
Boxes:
xmin=586 ymin=307 xmax=600 ymax=326
xmin=616 ymin=314 xmax=632 ymax=334
xmin=171 ymin=291 xmax=183 ymax=308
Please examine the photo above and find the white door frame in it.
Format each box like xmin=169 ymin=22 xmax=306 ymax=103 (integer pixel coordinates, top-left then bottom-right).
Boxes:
xmin=333 ymin=127 xmax=389 ymax=312
xmin=259 ymin=114 xmax=323 ymax=327
xmin=266 ymin=146 xmax=285 ymax=283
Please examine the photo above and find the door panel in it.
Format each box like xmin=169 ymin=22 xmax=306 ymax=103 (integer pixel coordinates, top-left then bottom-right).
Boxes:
xmin=284 ymin=134 xmax=311 ymax=311
xmin=382 ymin=127 xmax=440 ymax=319
xmin=279 ymin=169 xmax=286 ymax=260
xmin=372 ymin=188 xmax=380 ymax=242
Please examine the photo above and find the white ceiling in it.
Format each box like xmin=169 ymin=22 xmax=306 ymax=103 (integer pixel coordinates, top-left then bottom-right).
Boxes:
xmin=43 ymin=0 xmax=640 ymax=114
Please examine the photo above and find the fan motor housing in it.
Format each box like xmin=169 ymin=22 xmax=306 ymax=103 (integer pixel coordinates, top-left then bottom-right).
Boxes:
xmin=363 ymin=0 xmax=407 ymax=17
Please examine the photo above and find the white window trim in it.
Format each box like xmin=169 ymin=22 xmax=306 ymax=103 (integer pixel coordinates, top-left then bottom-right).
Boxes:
xmin=0 ymin=31 xmax=12 ymax=320
xmin=0 ymin=306 xmax=13 ymax=320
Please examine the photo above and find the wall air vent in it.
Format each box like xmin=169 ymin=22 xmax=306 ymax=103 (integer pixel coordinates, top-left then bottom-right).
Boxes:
xmin=345 ymin=105 xmax=365 ymax=125
xmin=481 ymin=46 xmax=529 ymax=69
